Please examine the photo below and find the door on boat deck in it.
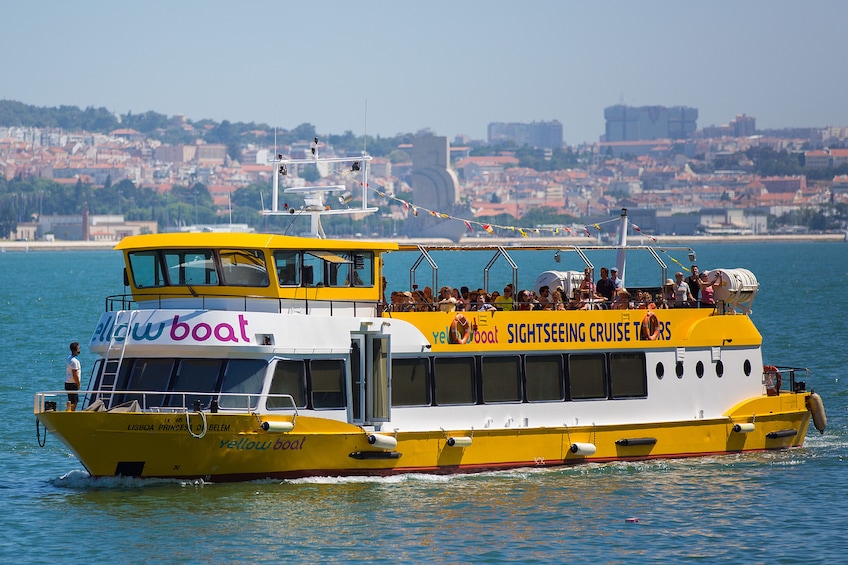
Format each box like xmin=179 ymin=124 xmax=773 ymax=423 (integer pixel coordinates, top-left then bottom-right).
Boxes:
xmin=349 ymin=333 xmax=391 ymax=426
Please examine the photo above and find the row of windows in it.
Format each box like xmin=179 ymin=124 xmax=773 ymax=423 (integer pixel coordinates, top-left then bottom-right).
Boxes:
xmin=127 ymin=248 xmax=375 ymax=289
xmin=92 ymin=357 xmax=268 ymax=410
xmin=90 ymin=352 xmax=648 ymax=412
xmin=391 ymin=352 xmax=648 ymax=407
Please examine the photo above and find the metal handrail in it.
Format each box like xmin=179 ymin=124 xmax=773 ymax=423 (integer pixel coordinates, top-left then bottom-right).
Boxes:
xmin=105 ymin=293 xmax=380 ymax=316
xmin=34 ymin=390 xmax=299 ymax=415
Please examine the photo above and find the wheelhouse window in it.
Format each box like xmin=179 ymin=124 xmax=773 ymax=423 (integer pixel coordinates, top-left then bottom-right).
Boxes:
xmin=568 ymin=354 xmax=607 ymax=400
xmin=609 ymin=353 xmax=648 ymax=398
xmin=309 ymin=359 xmax=346 ymax=409
xmin=481 ymin=355 xmax=521 ymax=403
xmin=219 ymin=249 xmax=269 ymax=287
xmin=128 ymin=250 xmax=166 ymax=288
xmin=434 ymin=357 xmax=476 ymax=405
xmin=525 ymin=354 xmax=565 ymax=402
xmin=392 ymin=357 xmax=430 ymax=406
xmin=274 ymin=251 xmax=301 ymax=286
xmin=350 ymin=252 xmax=374 ymax=287
xmin=219 ymin=359 xmax=267 ymax=409
xmin=164 ymin=250 xmax=218 ymax=286
xmin=273 ymin=250 xmax=374 ymax=288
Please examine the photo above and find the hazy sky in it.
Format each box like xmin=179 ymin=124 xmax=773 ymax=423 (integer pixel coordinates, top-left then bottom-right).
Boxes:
xmin=3 ymin=1 xmax=845 ymax=144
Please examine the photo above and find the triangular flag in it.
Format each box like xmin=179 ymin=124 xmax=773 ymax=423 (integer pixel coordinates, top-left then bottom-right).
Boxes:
xmin=483 ymin=224 xmax=494 ymax=234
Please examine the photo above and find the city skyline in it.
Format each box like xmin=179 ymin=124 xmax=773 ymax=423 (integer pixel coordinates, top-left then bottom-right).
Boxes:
xmin=2 ymin=1 xmax=846 ymax=145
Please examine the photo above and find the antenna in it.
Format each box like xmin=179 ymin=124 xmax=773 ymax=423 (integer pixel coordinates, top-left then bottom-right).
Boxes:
xmin=363 ymin=98 xmax=367 ymax=154
xmin=283 ymin=207 xmax=306 ymax=236
xmin=273 ymin=104 xmax=278 ymax=159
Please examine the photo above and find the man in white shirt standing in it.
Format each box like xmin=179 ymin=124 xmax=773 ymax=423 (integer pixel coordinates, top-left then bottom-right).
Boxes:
xmin=65 ymin=342 xmax=81 ymax=411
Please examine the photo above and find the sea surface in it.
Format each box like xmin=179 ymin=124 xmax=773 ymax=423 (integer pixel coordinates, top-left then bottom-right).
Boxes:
xmin=0 ymin=241 xmax=845 ymax=564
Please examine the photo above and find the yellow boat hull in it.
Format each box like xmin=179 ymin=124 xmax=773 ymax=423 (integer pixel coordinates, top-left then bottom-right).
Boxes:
xmin=36 ymin=392 xmax=812 ymax=481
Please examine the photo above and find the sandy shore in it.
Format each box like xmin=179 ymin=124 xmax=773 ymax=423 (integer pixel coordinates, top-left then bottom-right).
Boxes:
xmin=0 ymin=232 xmax=844 ymax=252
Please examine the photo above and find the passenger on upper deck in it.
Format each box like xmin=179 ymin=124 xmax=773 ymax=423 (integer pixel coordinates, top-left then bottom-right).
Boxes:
xmin=596 ymin=268 xmax=615 ymax=302
xmin=610 ymin=267 xmax=622 ymax=291
xmin=686 ymin=265 xmax=701 ymax=303
xmin=467 ymin=289 xmax=480 ymax=311
xmin=413 ymin=289 xmax=431 ymax=311
xmin=698 ymin=270 xmax=722 ymax=308
xmin=494 ymin=284 xmax=514 ymax=311
xmin=451 ymin=288 xmax=468 ymax=311
xmin=579 ymin=268 xmax=595 ymax=296
xmin=537 ymin=286 xmax=552 ymax=308
xmin=515 ymin=290 xmax=534 ymax=311
xmin=611 ymin=288 xmax=631 ymax=310
xmin=673 ymin=271 xmax=695 ymax=307
xmin=476 ymin=292 xmax=497 ymax=311
xmin=551 ymin=288 xmax=566 ymax=310
xmin=567 ymin=289 xmax=589 ymax=310
xmin=422 ymin=286 xmax=434 ymax=308
xmin=438 ymin=286 xmax=457 ymax=312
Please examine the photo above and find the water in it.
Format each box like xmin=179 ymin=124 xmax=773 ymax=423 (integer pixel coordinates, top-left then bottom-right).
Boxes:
xmin=1 ymin=242 xmax=846 ymax=563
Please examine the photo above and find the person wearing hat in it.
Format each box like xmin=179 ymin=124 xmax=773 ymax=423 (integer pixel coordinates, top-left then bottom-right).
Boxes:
xmin=663 ymin=278 xmax=676 ymax=303
xmin=610 ymin=267 xmax=622 ymax=291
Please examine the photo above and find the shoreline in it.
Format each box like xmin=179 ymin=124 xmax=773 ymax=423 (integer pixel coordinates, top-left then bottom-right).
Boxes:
xmin=0 ymin=232 xmax=843 ymax=252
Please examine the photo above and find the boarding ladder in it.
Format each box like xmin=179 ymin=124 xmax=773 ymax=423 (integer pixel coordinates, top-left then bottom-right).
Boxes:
xmin=94 ymin=310 xmax=136 ymax=409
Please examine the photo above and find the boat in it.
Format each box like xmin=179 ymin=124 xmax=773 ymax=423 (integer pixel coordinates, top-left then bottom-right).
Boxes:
xmin=34 ymin=151 xmax=827 ymax=482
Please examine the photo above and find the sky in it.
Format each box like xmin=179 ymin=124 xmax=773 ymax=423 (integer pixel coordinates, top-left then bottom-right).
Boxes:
xmin=2 ymin=1 xmax=846 ymax=145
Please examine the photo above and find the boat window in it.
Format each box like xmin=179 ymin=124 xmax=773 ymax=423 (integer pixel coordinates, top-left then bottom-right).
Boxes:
xmin=309 ymin=359 xmax=346 ymax=409
xmin=655 ymin=362 xmax=665 ymax=380
xmin=219 ymin=249 xmax=269 ymax=287
xmin=676 ymin=361 xmax=684 ymax=378
xmin=716 ymin=360 xmax=725 ymax=378
xmin=568 ymin=354 xmax=607 ymax=400
xmin=128 ymin=250 xmax=166 ymax=288
xmin=350 ymin=252 xmax=374 ymax=287
xmin=696 ymin=361 xmax=705 ymax=379
xmin=164 ymin=250 xmax=218 ymax=286
xmin=111 ymin=360 xmax=135 ymax=406
xmin=268 ymin=360 xmax=306 ymax=409
xmin=434 ymin=357 xmax=476 ymax=405
xmin=124 ymin=359 xmax=174 ymax=408
xmin=743 ymin=359 xmax=752 ymax=376
xmin=302 ymin=252 xmax=326 ymax=287
xmin=481 ymin=355 xmax=521 ymax=403
xmin=274 ymin=251 xmax=301 ymax=286
xmin=609 ymin=353 xmax=647 ymax=398
xmin=219 ymin=359 xmax=267 ymax=409
xmin=392 ymin=357 xmax=430 ymax=406
xmin=167 ymin=359 xmax=222 ymax=407
xmin=525 ymin=355 xmax=565 ymax=402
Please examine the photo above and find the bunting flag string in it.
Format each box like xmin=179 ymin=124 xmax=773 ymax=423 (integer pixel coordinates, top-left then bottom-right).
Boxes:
xmin=333 ymin=161 xmax=689 ymax=268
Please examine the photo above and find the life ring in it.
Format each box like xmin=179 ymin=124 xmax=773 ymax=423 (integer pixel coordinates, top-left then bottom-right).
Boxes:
xmin=763 ymin=365 xmax=782 ymax=396
xmin=641 ymin=311 xmax=660 ymax=340
xmin=450 ymin=313 xmax=471 ymax=344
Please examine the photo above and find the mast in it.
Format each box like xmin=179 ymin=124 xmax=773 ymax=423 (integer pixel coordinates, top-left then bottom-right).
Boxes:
xmin=615 ymin=208 xmax=628 ymax=287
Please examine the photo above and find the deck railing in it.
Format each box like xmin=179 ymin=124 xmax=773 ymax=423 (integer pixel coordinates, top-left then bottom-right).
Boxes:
xmin=34 ymin=390 xmax=299 ymax=415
